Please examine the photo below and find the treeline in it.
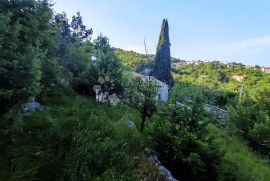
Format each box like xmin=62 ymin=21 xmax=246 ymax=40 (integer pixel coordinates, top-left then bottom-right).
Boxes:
xmin=173 ymin=62 xmax=270 ymax=94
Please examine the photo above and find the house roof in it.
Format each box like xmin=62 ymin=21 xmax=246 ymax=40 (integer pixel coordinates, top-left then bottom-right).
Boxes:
xmin=131 ymin=72 xmax=168 ymax=87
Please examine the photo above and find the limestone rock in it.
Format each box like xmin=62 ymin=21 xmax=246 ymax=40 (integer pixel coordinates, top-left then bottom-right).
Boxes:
xmin=148 ymin=155 xmax=178 ymax=181
xmin=22 ymin=98 xmax=44 ymax=113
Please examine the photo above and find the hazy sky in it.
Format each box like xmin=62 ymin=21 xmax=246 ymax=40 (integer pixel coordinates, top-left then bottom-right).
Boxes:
xmin=53 ymin=0 xmax=270 ymax=66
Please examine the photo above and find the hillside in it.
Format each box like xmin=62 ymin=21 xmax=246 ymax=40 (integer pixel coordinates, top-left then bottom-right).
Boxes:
xmin=1 ymin=87 xmax=270 ymax=180
xmin=114 ymin=48 xmax=179 ymax=69
xmin=113 ymin=48 xmax=153 ymax=68
xmin=1 ymin=1 xmax=270 ymax=181
xmin=0 ymin=88 xmax=165 ymax=180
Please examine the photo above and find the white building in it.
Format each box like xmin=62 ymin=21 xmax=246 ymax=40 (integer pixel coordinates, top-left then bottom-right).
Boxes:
xmin=261 ymin=67 xmax=270 ymax=73
xmin=154 ymin=79 xmax=169 ymax=102
xmin=232 ymin=75 xmax=245 ymax=81
xmin=132 ymin=72 xmax=169 ymax=102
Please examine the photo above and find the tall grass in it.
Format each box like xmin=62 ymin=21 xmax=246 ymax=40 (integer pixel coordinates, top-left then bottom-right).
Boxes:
xmin=0 ymin=89 xmax=146 ymax=180
xmin=207 ymin=124 xmax=270 ymax=181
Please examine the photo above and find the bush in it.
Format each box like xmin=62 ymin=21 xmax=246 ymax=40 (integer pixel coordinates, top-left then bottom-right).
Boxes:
xmin=146 ymin=105 xmax=224 ymax=181
xmin=228 ymin=91 xmax=270 ymax=157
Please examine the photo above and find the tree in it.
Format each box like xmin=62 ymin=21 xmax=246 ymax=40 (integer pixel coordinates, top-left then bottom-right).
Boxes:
xmin=0 ymin=0 xmax=53 ymax=114
xmin=54 ymin=12 xmax=71 ymax=41
xmin=125 ymin=76 xmax=157 ymax=131
xmin=71 ymin=12 xmax=92 ymax=42
xmin=71 ymin=35 xmax=123 ymax=96
xmin=169 ymin=83 xmax=207 ymax=133
xmin=94 ymin=34 xmax=111 ymax=53
xmin=64 ymin=40 xmax=91 ymax=77
xmin=228 ymin=90 xmax=270 ymax=157
xmin=93 ymin=35 xmax=123 ymax=94
xmin=152 ymin=19 xmax=173 ymax=87
xmin=53 ymin=12 xmax=72 ymax=60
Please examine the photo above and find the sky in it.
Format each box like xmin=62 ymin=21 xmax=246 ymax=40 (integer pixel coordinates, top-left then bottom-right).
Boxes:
xmin=53 ymin=0 xmax=270 ymax=66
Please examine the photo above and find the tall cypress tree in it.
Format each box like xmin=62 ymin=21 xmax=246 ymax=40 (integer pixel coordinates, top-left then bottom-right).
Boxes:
xmin=152 ymin=19 xmax=173 ymax=87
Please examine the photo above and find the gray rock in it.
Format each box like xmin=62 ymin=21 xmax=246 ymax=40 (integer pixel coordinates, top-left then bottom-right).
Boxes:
xmin=159 ymin=166 xmax=178 ymax=181
xmin=22 ymin=98 xmax=43 ymax=113
xmin=148 ymin=155 xmax=178 ymax=181
xmin=127 ymin=119 xmax=136 ymax=128
xmin=148 ymin=155 xmax=161 ymax=166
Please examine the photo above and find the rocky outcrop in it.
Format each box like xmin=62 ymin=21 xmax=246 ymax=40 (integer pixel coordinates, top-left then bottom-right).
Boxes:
xmin=148 ymin=155 xmax=178 ymax=181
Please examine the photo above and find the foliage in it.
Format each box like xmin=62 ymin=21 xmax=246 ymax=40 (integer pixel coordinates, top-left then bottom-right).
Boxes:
xmin=170 ymin=82 xmax=234 ymax=108
xmin=113 ymin=48 xmax=153 ymax=68
xmin=146 ymin=104 xmax=224 ymax=181
xmin=94 ymin=34 xmax=111 ymax=53
xmin=64 ymin=40 xmax=92 ymax=77
xmin=173 ymin=62 xmax=270 ymax=98
xmin=1 ymin=1 xmax=270 ymax=180
xmin=71 ymin=35 xmax=123 ymax=96
xmin=228 ymin=89 xmax=270 ymax=157
xmin=0 ymin=90 xmax=143 ymax=181
xmin=53 ymin=11 xmax=93 ymax=78
xmin=124 ymin=76 xmax=158 ymax=131
xmin=0 ymin=0 xmax=53 ymax=114
xmin=207 ymin=124 xmax=270 ymax=181
xmin=152 ymin=19 xmax=173 ymax=86
xmin=70 ymin=12 xmax=93 ymax=42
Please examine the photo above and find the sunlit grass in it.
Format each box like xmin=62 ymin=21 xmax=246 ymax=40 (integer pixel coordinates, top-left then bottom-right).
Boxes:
xmin=208 ymin=124 xmax=270 ymax=181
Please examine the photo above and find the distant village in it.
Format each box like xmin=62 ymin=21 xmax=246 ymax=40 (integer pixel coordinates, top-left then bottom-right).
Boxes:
xmin=173 ymin=59 xmax=270 ymax=73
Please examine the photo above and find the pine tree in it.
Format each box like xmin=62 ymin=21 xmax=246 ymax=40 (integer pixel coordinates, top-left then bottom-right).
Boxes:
xmin=152 ymin=19 xmax=173 ymax=87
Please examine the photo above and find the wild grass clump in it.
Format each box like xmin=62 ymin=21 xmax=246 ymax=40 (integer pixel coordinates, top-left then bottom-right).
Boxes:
xmin=207 ymin=124 xmax=270 ymax=181
xmin=0 ymin=89 xmax=144 ymax=180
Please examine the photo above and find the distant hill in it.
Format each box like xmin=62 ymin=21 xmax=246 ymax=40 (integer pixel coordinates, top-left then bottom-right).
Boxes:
xmin=114 ymin=48 xmax=269 ymax=71
xmin=172 ymin=61 xmax=270 ymax=99
xmin=114 ymin=48 xmax=270 ymax=99
xmin=114 ymin=48 xmax=180 ymax=69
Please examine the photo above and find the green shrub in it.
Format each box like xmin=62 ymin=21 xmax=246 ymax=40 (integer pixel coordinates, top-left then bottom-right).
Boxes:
xmin=228 ymin=91 xmax=270 ymax=157
xmin=146 ymin=106 xmax=224 ymax=181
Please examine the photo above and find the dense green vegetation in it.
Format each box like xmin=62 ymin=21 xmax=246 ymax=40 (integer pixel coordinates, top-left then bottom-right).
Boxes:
xmin=0 ymin=89 xmax=142 ymax=180
xmin=0 ymin=0 xmax=53 ymax=114
xmin=1 ymin=0 xmax=269 ymax=180
xmin=228 ymin=90 xmax=270 ymax=157
xmin=172 ymin=62 xmax=270 ymax=158
xmin=208 ymin=124 xmax=270 ymax=181
xmin=114 ymin=48 xmax=152 ymax=69
xmin=173 ymin=62 xmax=270 ymax=95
